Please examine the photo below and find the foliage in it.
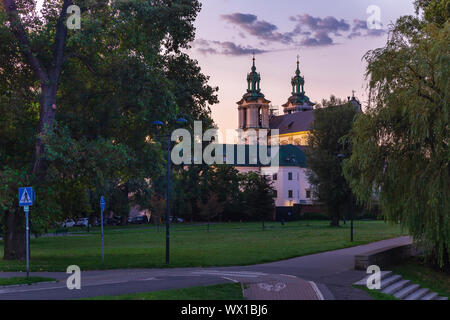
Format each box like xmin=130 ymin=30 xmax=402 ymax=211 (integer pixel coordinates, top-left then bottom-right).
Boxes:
xmin=85 ymin=283 xmax=244 ymax=300
xmin=0 ymin=0 xmax=218 ymax=258
xmin=301 ymin=212 xmax=329 ymax=221
xmin=240 ymin=172 xmax=275 ymax=226
xmin=149 ymin=194 xmax=166 ymax=224
xmin=306 ymin=102 xmax=359 ymax=226
xmin=344 ymin=1 xmax=449 ymax=267
xmin=316 ymin=94 xmax=349 ymax=109
xmin=196 ymin=193 xmax=225 ymax=222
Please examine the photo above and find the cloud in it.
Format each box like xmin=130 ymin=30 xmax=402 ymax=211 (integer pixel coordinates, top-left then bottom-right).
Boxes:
xmin=194 ymin=39 xmax=267 ymax=56
xmin=289 ymin=14 xmax=352 ymax=47
xmin=301 ymin=31 xmax=333 ymax=47
xmin=195 ymin=13 xmax=388 ymax=55
xmin=222 ymin=13 xmax=294 ymax=44
xmin=348 ymin=19 xmax=386 ymax=38
xmin=291 ymin=14 xmax=350 ymax=35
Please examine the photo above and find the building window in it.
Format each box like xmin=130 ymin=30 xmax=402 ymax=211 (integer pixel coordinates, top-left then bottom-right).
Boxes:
xmin=273 ymin=173 xmax=278 ymax=181
xmin=288 ymin=190 xmax=293 ymax=198
xmin=306 ymin=189 xmax=311 ymax=199
xmin=288 ymin=172 xmax=293 ymax=180
xmin=273 ymin=190 xmax=277 ymax=198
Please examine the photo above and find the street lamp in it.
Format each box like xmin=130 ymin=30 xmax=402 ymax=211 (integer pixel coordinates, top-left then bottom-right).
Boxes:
xmin=152 ymin=117 xmax=188 ymax=265
xmin=338 ymin=153 xmax=354 ymax=242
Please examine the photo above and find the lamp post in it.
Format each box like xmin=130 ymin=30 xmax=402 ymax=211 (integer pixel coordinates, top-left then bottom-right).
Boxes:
xmin=152 ymin=118 xmax=188 ymax=265
xmin=338 ymin=153 xmax=354 ymax=242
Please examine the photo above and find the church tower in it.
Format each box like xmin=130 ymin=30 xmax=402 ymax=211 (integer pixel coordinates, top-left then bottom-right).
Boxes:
xmin=237 ymin=56 xmax=271 ymax=143
xmin=282 ymin=57 xmax=314 ymax=114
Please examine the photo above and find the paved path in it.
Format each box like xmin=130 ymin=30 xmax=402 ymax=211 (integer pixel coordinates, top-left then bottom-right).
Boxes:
xmin=0 ymin=236 xmax=412 ymax=300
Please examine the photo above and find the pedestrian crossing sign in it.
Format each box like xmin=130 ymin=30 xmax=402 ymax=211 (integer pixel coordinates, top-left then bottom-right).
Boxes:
xmin=19 ymin=187 xmax=34 ymax=206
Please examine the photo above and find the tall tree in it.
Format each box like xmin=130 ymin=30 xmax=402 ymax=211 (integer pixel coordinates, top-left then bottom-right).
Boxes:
xmin=0 ymin=0 xmax=216 ymax=260
xmin=344 ymin=0 xmax=449 ymax=268
xmin=241 ymin=172 xmax=275 ymax=230
xmin=306 ymin=103 xmax=359 ymax=226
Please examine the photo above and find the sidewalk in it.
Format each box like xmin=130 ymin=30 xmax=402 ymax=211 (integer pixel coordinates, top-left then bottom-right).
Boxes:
xmin=242 ymin=274 xmax=322 ymax=300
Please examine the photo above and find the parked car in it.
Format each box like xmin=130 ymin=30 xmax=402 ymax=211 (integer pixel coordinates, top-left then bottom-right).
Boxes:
xmin=104 ymin=217 xmax=120 ymax=226
xmin=62 ymin=219 xmax=76 ymax=228
xmin=169 ymin=216 xmax=184 ymax=223
xmin=127 ymin=216 xmax=148 ymax=224
xmin=135 ymin=216 xmax=148 ymax=224
xmin=75 ymin=218 xmax=89 ymax=227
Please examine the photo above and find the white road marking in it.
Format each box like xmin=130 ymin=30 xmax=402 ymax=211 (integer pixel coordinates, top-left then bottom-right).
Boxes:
xmin=279 ymin=274 xmax=297 ymax=278
xmin=257 ymin=282 xmax=287 ymax=292
xmin=222 ymin=277 xmax=239 ymax=283
xmin=309 ymin=281 xmax=324 ymax=300
xmin=191 ymin=270 xmax=267 ymax=279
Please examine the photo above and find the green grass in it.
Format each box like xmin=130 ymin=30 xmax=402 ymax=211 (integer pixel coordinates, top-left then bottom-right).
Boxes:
xmin=0 ymin=220 xmax=406 ymax=272
xmin=391 ymin=258 xmax=450 ymax=298
xmin=353 ymin=285 xmax=399 ymax=300
xmin=0 ymin=276 xmax=56 ymax=286
xmin=84 ymin=283 xmax=244 ymax=300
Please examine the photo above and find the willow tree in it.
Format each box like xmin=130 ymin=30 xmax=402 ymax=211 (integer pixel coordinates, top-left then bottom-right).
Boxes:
xmin=344 ymin=0 xmax=449 ymax=268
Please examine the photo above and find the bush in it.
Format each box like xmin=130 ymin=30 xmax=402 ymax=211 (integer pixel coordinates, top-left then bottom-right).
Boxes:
xmin=302 ymin=212 xmax=329 ymax=220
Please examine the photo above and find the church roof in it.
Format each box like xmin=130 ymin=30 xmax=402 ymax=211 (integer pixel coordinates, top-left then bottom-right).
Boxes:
xmin=269 ymin=110 xmax=314 ymax=135
xmin=219 ymin=144 xmax=307 ymax=168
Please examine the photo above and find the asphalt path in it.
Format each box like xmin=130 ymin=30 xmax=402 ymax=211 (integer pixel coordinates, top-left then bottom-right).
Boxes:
xmin=0 ymin=236 xmax=412 ymax=300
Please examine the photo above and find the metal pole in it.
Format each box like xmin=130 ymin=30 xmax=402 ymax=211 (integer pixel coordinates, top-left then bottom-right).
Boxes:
xmin=166 ymin=134 xmax=170 ymax=265
xmin=350 ymin=193 xmax=354 ymax=242
xmin=24 ymin=206 xmax=30 ymax=277
xmin=101 ymin=209 xmax=104 ymax=267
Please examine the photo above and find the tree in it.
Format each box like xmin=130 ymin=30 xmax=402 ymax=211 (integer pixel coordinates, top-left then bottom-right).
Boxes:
xmin=306 ymin=103 xmax=359 ymax=226
xmin=344 ymin=0 xmax=449 ymax=268
xmin=0 ymin=0 xmax=217 ymax=260
xmin=149 ymin=194 xmax=166 ymax=227
xmin=241 ymin=172 xmax=275 ymax=230
xmin=196 ymin=193 xmax=224 ymax=231
xmin=316 ymin=94 xmax=348 ymax=109
xmin=209 ymin=165 xmax=242 ymax=222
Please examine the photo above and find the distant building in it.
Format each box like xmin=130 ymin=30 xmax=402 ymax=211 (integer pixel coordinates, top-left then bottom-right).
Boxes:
xmin=234 ymin=56 xmax=360 ymax=210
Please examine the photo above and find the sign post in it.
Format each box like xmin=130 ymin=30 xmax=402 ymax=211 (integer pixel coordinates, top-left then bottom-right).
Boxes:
xmin=19 ymin=187 xmax=34 ymax=277
xmin=100 ymin=196 xmax=105 ymax=268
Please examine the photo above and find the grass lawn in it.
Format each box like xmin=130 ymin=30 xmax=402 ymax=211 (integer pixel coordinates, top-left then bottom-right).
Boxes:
xmin=353 ymin=285 xmax=399 ymax=300
xmin=0 ymin=220 xmax=406 ymax=272
xmin=391 ymin=258 xmax=450 ymax=297
xmin=0 ymin=276 xmax=56 ymax=286
xmin=84 ymin=283 xmax=244 ymax=300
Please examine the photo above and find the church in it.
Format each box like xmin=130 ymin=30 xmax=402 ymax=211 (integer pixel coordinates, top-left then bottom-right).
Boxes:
xmin=233 ymin=56 xmax=360 ymax=210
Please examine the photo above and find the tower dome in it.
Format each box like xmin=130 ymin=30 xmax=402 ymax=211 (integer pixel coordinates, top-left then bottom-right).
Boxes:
xmin=237 ymin=55 xmax=271 ymax=137
xmin=282 ymin=57 xmax=314 ymax=114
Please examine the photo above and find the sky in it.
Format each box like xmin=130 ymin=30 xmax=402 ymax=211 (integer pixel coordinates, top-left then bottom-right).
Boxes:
xmin=187 ymin=0 xmax=416 ymax=131
xmin=35 ymin=0 xmax=416 ymax=131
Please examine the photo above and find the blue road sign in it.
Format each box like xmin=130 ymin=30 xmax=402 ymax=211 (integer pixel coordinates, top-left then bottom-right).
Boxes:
xmin=100 ymin=196 xmax=105 ymax=211
xmin=19 ymin=187 xmax=34 ymax=206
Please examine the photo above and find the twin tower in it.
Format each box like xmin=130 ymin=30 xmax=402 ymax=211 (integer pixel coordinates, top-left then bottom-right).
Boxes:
xmin=237 ymin=57 xmax=315 ymax=138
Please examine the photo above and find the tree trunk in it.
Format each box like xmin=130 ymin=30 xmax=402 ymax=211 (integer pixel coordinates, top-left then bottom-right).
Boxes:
xmin=3 ymin=209 xmax=26 ymax=261
xmin=2 ymin=0 xmax=70 ymax=261
xmin=330 ymin=207 xmax=340 ymax=227
xmin=3 ymin=87 xmax=57 ymax=260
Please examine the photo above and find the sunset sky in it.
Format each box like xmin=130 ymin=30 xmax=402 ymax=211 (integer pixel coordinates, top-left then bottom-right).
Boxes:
xmin=187 ymin=0 xmax=416 ymax=131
